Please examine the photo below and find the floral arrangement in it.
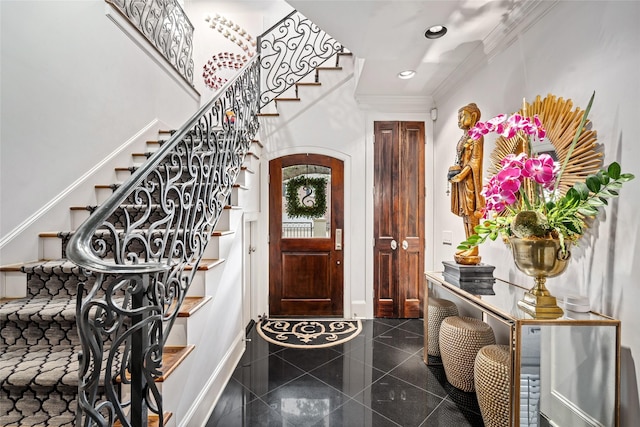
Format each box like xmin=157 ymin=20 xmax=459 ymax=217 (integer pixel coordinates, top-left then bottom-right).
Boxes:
xmin=458 ymin=93 xmax=635 ymax=252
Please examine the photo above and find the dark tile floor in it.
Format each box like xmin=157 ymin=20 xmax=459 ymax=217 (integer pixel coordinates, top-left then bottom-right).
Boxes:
xmin=206 ymin=318 xmax=485 ymax=426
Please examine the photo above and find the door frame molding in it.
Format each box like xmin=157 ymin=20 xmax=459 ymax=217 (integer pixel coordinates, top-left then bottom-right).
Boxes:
xmin=261 ymin=147 xmax=353 ymax=318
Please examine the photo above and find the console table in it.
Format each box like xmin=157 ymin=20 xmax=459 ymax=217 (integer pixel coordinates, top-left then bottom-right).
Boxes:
xmin=423 ymin=271 xmax=620 ymax=427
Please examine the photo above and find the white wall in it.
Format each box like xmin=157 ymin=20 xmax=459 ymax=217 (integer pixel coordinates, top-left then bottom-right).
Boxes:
xmin=431 ymin=1 xmax=640 ymax=423
xmin=0 ymin=0 xmax=199 ymax=263
xmin=185 ymin=0 xmax=293 ymax=104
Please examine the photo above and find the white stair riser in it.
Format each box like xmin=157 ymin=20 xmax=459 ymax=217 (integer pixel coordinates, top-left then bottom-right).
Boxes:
xmin=165 ymin=305 xmax=208 ymax=347
xmin=230 ymin=187 xmax=249 ymax=207
xmin=214 ymin=208 xmax=243 ymax=232
xmin=116 ymin=169 xmax=132 ymax=182
xmin=96 ymin=187 xmax=114 ymax=205
xmin=234 ymin=169 xmax=252 ymax=187
xmin=203 ymin=234 xmax=235 ymax=260
xmin=132 ymin=154 xmax=148 ymax=167
xmin=41 ymin=235 xmax=63 ymax=260
xmin=243 ymin=154 xmax=260 ymax=171
xmin=1 ymin=270 xmax=27 ymax=298
xmin=70 ymin=209 xmax=91 ymax=231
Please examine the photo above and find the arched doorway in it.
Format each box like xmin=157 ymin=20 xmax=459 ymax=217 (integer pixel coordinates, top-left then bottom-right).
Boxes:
xmin=268 ymin=154 xmax=344 ymax=317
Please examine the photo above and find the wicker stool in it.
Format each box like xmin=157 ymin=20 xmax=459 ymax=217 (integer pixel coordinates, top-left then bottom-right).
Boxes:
xmin=439 ymin=316 xmax=495 ymax=392
xmin=426 ymin=297 xmax=459 ymax=356
xmin=475 ymin=345 xmax=511 ymax=427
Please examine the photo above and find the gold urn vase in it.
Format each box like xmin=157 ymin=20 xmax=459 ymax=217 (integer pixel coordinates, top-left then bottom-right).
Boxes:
xmin=509 ymin=237 xmax=571 ymax=319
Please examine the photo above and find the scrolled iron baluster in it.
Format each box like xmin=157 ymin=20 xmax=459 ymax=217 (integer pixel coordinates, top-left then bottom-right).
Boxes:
xmin=106 ymin=0 xmax=194 ymax=85
xmin=70 ymin=58 xmax=259 ymax=426
xmin=258 ymin=11 xmax=342 ymax=108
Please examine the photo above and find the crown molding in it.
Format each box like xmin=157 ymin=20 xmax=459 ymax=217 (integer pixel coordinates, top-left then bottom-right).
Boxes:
xmin=354 ymin=94 xmax=433 ymax=113
xmin=433 ymin=0 xmax=559 ymax=101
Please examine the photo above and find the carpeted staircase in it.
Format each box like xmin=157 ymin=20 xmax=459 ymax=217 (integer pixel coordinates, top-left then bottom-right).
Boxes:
xmin=0 ymin=130 xmax=251 ymax=426
xmin=0 ymin=260 xmax=122 ymax=426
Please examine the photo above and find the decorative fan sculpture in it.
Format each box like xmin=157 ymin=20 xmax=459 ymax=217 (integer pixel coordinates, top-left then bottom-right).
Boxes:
xmin=487 ymin=93 xmax=602 ymax=196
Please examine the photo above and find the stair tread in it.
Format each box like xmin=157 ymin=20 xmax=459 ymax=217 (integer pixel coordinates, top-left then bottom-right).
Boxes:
xmin=114 ymin=345 xmax=194 ymax=384
xmin=20 ymin=258 xmax=81 ymax=272
xmin=0 ymin=262 xmax=28 ymax=272
xmin=252 ymin=139 xmax=264 ymax=148
xmin=178 ymin=296 xmax=212 ymax=317
xmin=316 ymin=66 xmax=343 ymax=71
xmin=114 ymin=412 xmax=172 ymax=427
xmin=212 ymin=230 xmax=234 ymax=236
xmin=257 ymin=113 xmax=280 ymax=117
xmin=274 ymin=97 xmax=301 ymax=102
xmin=0 ymin=344 xmax=123 ymax=388
xmin=159 ymin=345 xmax=195 ymax=381
xmin=184 ymin=258 xmax=225 ymax=271
xmin=296 ymin=82 xmax=322 ymax=86
xmin=0 ymin=295 xmax=77 ymax=323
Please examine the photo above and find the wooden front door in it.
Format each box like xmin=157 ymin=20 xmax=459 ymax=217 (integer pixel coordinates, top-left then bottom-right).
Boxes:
xmin=374 ymin=121 xmax=425 ymax=318
xmin=269 ymin=154 xmax=344 ymax=317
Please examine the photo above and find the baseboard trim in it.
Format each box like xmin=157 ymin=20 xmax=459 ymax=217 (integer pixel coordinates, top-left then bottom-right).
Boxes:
xmin=351 ymin=300 xmax=368 ymax=319
xmin=179 ymin=330 xmax=245 ymax=427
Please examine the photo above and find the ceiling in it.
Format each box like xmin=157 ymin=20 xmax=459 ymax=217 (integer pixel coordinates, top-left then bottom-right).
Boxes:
xmin=287 ymin=0 xmax=553 ymax=100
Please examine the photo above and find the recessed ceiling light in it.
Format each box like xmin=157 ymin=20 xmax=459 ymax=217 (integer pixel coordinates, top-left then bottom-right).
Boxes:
xmin=398 ymin=70 xmax=416 ymax=79
xmin=425 ymin=25 xmax=447 ymax=39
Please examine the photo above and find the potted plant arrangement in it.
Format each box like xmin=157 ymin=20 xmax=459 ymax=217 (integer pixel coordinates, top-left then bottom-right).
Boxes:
xmin=457 ymin=92 xmax=635 ymax=318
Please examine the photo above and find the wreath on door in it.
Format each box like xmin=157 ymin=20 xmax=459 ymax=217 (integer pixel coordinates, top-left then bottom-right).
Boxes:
xmin=285 ymin=176 xmax=328 ymax=218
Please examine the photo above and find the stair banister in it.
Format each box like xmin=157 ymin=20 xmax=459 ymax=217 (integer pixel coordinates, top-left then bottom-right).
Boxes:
xmin=67 ymin=55 xmax=259 ymax=427
xmin=65 ymin=8 xmax=342 ymax=426
xmin=257 ymin=10 xmax=343 ymax=110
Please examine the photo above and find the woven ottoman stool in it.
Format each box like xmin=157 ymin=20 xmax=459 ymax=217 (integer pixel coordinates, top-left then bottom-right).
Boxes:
xmin=439 ymin=316 xmax=495 ymax=392
xmin=426 ymin=297 xmax=459 ymax=357
xmin=474 ymin=344 xmax=511 ymax=427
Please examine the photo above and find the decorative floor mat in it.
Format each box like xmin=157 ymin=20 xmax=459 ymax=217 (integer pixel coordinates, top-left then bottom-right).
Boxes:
xmin=257 ymin=318 xmax=362 ymax=348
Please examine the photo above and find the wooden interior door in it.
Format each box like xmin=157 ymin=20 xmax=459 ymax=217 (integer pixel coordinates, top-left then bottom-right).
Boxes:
xmin=269 ymin=154 xmax=344 ymax=317
xmin=374 ymin=121 xmax=425 ymax=318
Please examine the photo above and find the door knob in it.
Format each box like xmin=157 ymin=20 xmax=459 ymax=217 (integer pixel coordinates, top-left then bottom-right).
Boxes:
xmin=402 ymin=240 xmax=409 ymax=250
xmin=390 ymin=240 xmax=398 ymax=250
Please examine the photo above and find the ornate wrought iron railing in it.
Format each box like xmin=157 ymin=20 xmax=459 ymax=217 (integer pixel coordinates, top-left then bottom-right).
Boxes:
xmin=106 ymin=0 xmax=195 ymax=85
xmin=258 ymin=10 xmax=343 ymax=109
xmin=66 ymin=7 xmax=346 ymax=427
xmin=67 ymin=56 xmax=259 ymax=427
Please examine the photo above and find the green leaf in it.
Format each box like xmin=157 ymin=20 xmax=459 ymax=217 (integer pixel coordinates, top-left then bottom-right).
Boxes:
xmin=573 ymin=182 xmax=591 ymax=199
xmin=565 ymin=187 xmax=581 ymax=202
xmin=565 ymin=222 xmax=582 ymax=234
xmin=586 ymin=176 xmax=601 ymax=193
xmin=620 ymin=173 xmax=635 ymax=181
xmin=607 ymin=182 xmax=623 ymax=190
xmin=578 ymin=206 xmax=599 ymax=216
xmin=587 ymin=198 xmax=605 ymax=207
xmin=600 ymin=189 xmax=618 ymax=197
xmin=607 ymin=162 xmax=621 ymax=180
